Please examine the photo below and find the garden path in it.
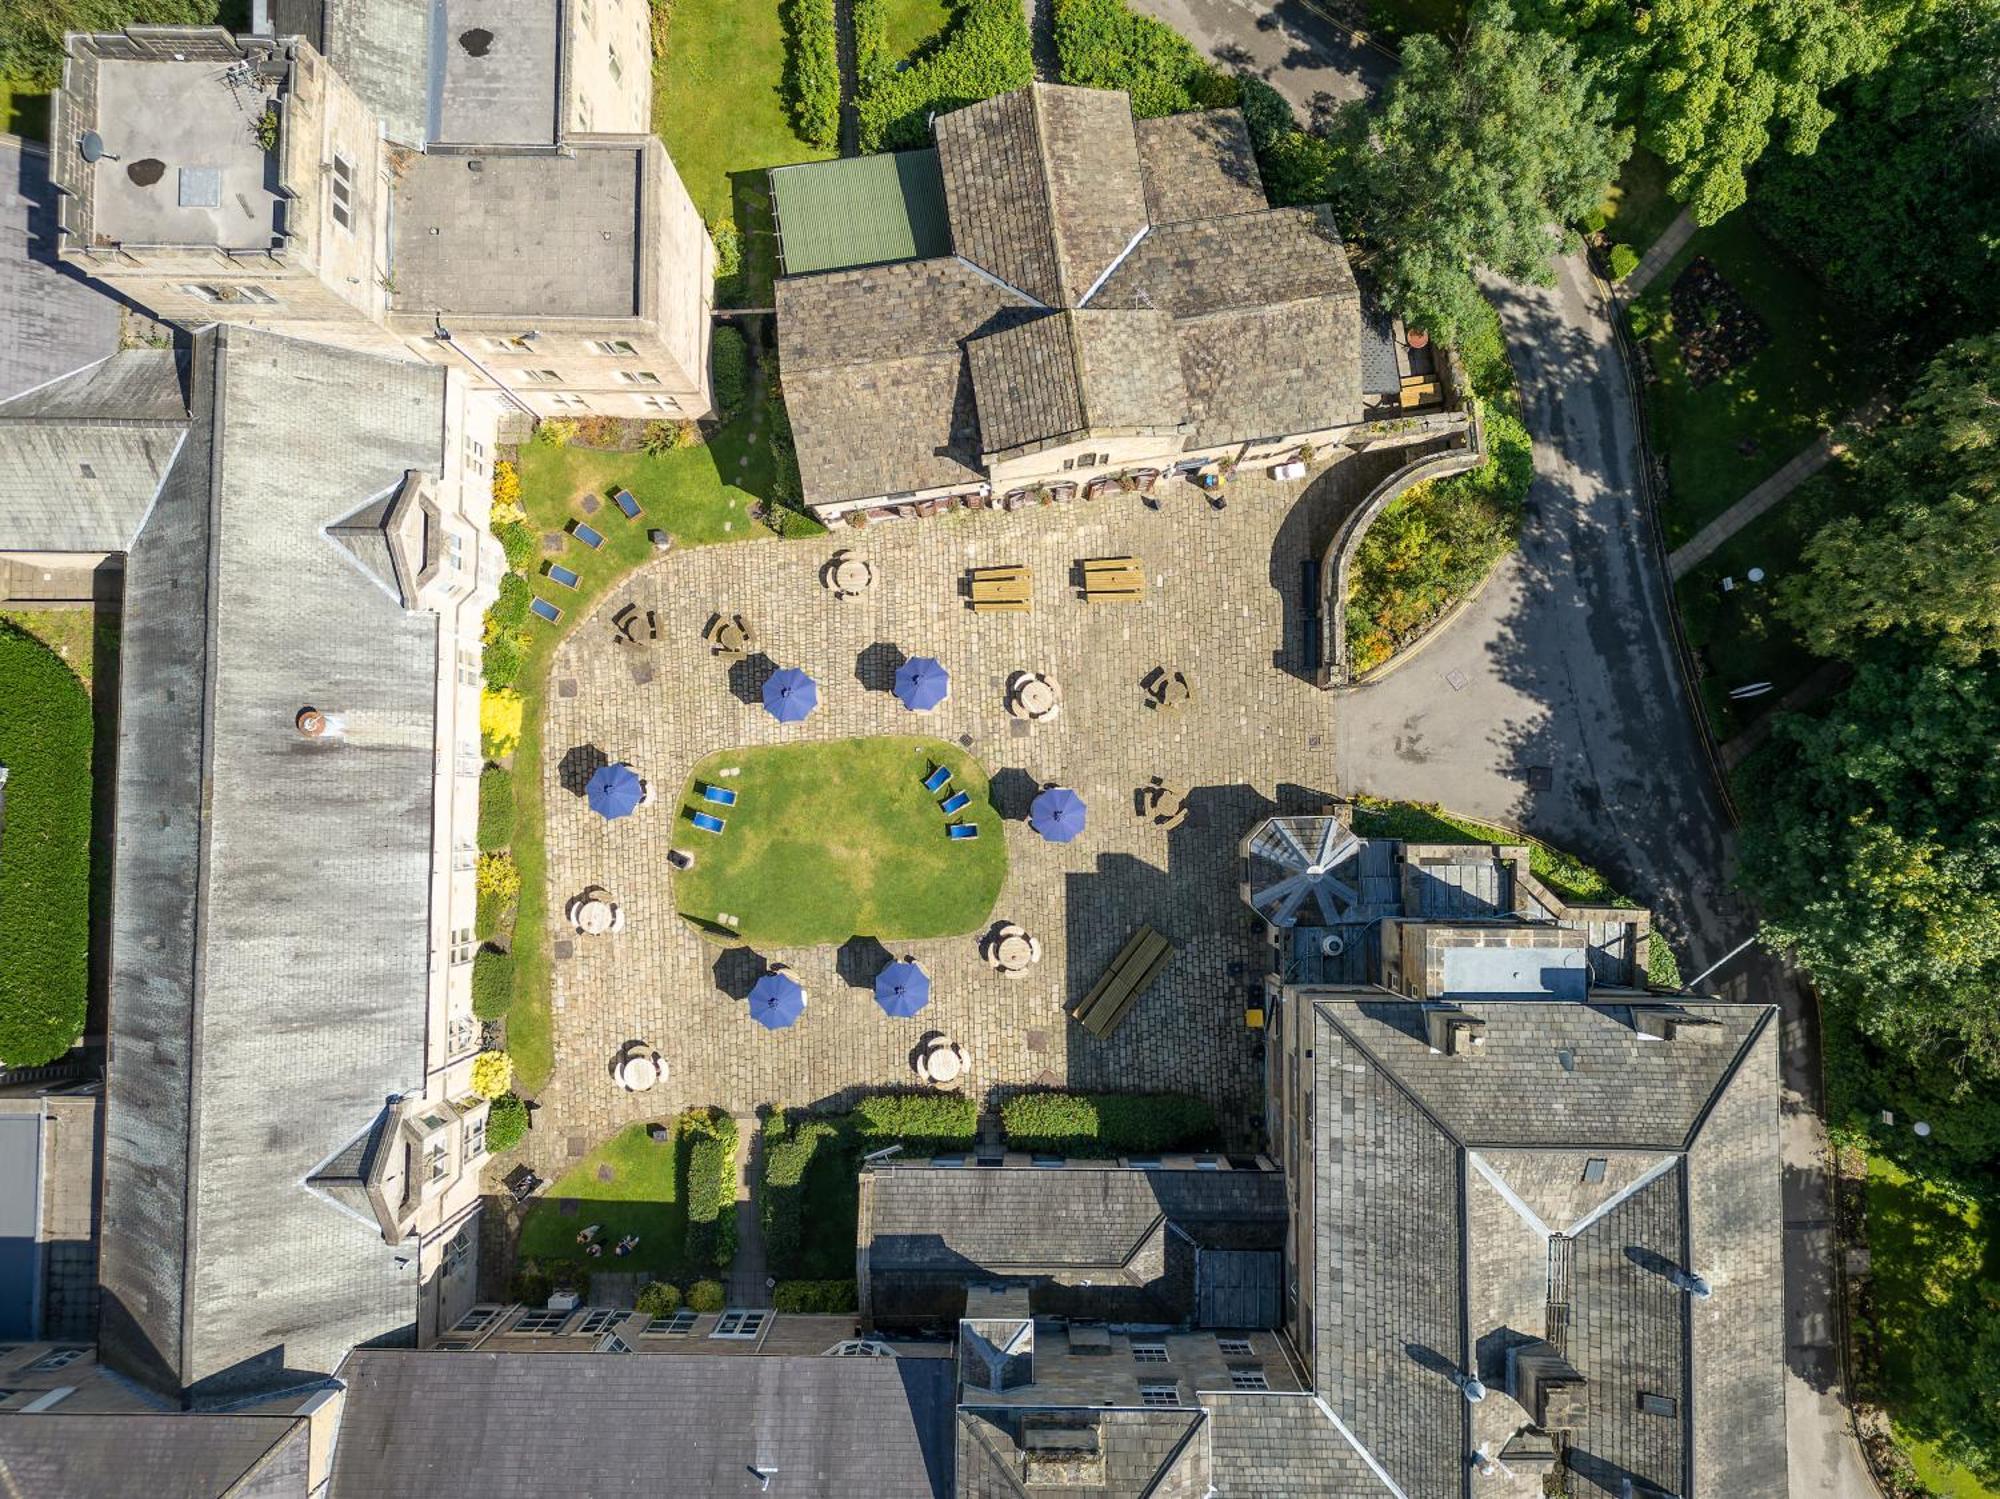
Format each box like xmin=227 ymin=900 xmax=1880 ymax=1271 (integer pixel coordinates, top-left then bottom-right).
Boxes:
xmin=725 ymin=1117 xmax=771 ymax=1306
xmin=1620 ymin=206 xmax=1697 ymax=295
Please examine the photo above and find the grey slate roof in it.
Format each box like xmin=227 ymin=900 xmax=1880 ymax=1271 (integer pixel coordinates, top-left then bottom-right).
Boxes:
xmin=97 ymin=324 xmax=448 ymax=1398
xmin=1205 ymin=1393 xmax=1382 ymax=1498
xmin=1093 ymin=206 xmax=1358 ymax=317
xmin=279 ymin=0 xmax=431 ymax=145
xmin=0 ymin=138 xmax=121 ymax=405
xmin=0 ymin=1413 xmax=309 ymax=1499
xmin=1132 ymin=111 xmax=1267 ymax=225
xmin=329 ymin=1350 xmax=957 ymax=1498
xmin=966 ymin=308 xmax=1186 ymax=456
xmin=956 ymin=1406 xmax=1208 ymax=1499
xmin=0 ymin=351 xmax=190 ymax=552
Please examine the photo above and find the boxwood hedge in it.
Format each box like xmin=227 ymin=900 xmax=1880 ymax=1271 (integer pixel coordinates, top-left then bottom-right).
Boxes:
xmin=1000 ymin=1090 xmax=1217 ymax=1153
xmin=855 ymin=0 xmax=1033 ymax=150
xmin=682 ymin=1108 xmax=740 ymax=1271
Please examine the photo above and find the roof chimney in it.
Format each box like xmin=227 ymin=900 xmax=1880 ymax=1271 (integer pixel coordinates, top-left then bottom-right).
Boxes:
xmin=295 ymin=706 xmax=326 ymax=738
xmin=1632 ymin=1006 xmax=1724 ymax=1043
xmin=1425 ymin=1005 xmax=1487 ymax=1056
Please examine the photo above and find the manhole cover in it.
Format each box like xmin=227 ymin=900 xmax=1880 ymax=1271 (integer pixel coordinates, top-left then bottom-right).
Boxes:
xmin=557 ymin=677 xmax=578 ymax=698
xmin=629 ymin=662 xmax=654 ymax=685
xmin=1024 ymin=1029 xmax=1048 ymax=1052
xmin=1010 ymin=718 xmax=1030 ymax=738
xmin=1523 ymin=764 xmax=1553 ymax=790
xmin=596 ymin=1164 xmax=615 ymax=1183
xmin=553 ymin=939 xmax=574 ymax=960
xmin=580 ymin=493 xmax=600 ymax=514
xmin=1445 ymin=668 xmax=1470 ymax=692
xmin=959 ymin=734 xmax=974 ymax=749
xmin=1307 ymin=734 xmax=1322 ymax=748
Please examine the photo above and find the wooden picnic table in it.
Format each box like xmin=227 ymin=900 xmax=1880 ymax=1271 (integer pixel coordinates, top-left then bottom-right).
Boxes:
xmin=1071 ymin=925 xmax=1176 ymax=1039
xmin=970 ymin=565 xmax=1032 ymax=610
xmin=1081 ymin=556 xmax=1145 ymax=603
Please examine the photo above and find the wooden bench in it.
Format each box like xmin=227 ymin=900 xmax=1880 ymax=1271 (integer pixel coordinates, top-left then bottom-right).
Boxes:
xmin=1081 ymin=556 xmax=1145 ymax=603
xmin=969 ymin=565 xmax=1032 ymax=611
xmin=1070 ymin=924 xmax=1176 ymax=1039
xmin=1399 ymin=377 xmax=1439 ymax=408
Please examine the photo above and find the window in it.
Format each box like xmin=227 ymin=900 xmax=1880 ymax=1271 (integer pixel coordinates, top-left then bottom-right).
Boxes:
xmin=27 ymin=1349 xmax=85 ymax=1373
xmin=1061 ymin=458 xmax=1075 ymax=471
xmin=1229 ymin=1365 xmax=1270 ymax=1390
xmin=446 ymin=530 xmax=465 ymax=573
xmin=824 ymin=1340 xmax=896 ymax=1357
xmin=451 ymin=926 xmax=476 ymax=965
xmin=712 ymin=1309 xmax=768 ymax=1340
xmin=464 ymin=1115 xmax=487 ymax=1160
xmin=1193 ymin=1155 xmax=1221 ymax=1170
xmin=443 ymin=1229 xmax=472 ymax=1273
xmin=930 ymin=1155 xmax=966 ymax=1168
xmin=643 ymin=1309 xmax=698 ymax=1336
xmin=1076 ymin=452 xmax=1100 ymax=469
xmin=1032 ymin=1154 xmax=1065 ymax=1169
xmin=615 ymin=370 xmax=662 ymax=386
xmin=639 ymin=394 xmax=677 ymax=413
xmin=1582 ymin=1157 xmax=1608 ymax=1184
xmin=578 ymin=98 xmax=593 ymax=130
xmin=1138 ymin=1382 xmax=1180 ymax=1407
xmin=581 ymin=0 xmax=594 ymax=29
xmin=589 ymin=339 xmax=637 ymax=356
xmin=1129 ymin=1342 xmax=1168 ymax=1364
xmin=423 ymin=1139 xmax=449 ymax=1184
xmin=235 ymin=284 xmax=278 ymax=304
xmin=577 ymin=1308 xmax=620 ymax=1335
xmin=1216 ymin=1338 xmax=1254 ymax=1358
xmin=1638 ymin=1392 xmax=1678 ymax=1417
xmin=551 ymin=393 xmax=592 ymax=411
xmin=330 ymin=152 xmax=354 ymax=231
xmin=520 ymin=369 xmax=564 ymax=385
xmin=513 ymin=1308 xmax=572 ymax=1334
xmin=485 ymin=337 xmax=533 ymax=353
xmin=608 ymin=48 xmax=622 ymax=83
xmin=453 ymin=1305 xmax=505 ymax=1334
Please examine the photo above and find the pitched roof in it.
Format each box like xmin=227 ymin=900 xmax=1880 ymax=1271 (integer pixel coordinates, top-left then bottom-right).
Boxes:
xmin=965 ymin=308 xmax=1187 ymax=457
xmin=0 ymin=1413 xmax=309 ymax=1499
xmin=328 ymin=1350 xmax=958 ymax=1499
xmin=1132 ymin=111 xmax=1267 ymax=225
xmin=956 ymin=1406 xmax=1209 ymax=1499
xmin=1092 ymin=206 xmax=1357 ymax=317
xmin=1205 ymin=1393 xmax=1385 ymax=1498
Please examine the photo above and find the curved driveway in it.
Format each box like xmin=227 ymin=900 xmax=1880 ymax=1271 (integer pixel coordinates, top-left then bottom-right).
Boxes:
xmin=1122 ymin=6 xmax=1878 ymax=1499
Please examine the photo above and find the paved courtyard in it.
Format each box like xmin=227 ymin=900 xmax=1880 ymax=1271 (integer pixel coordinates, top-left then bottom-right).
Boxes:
xmin=526 ymin=452 xmax=1408 ymax=1169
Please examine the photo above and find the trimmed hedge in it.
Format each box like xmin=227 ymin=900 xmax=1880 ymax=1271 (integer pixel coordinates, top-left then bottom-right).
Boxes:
xmin=760 ymin=1113 xmax=840 ymax=1273
xmin=711 ymin=325 xmax=750 ymax=422
xmin=781 ymin=0 xmax=840 ymax=149
xmin=1052 ymin=0 xmax=1236 ymax=119
xmin=853 ymin=1091 xmax=979 ymax=1150
xmin=471 ymin=944 xmax=515 ymax=1019
xmin=682 ymin=1109 xmax=740 ymax=1271
xmin=478 ymin=764 xmax=514 ymax=849
xmin=486 ymin=1092 xmax=529 ymax=1153
xmin=0 ymin=626 xmax=93 ymax=1065
xmin=855 ymin=0 xmax=1033 ymax=150
xmin=635 ymin=1280 xmax=683 ymax=1317
xmin=687 ymin=1278 xmax=726 ymax=1313
xmin=1000 ymin=1090 xmax=1218 ymax=1153
xmin=773 ymin=1279 xmax=858 ymax=1313
xmin=853 ymin=0 xmax=890 ymax=89
xmin=1608 ymin=242 xmax=1640 ymax=281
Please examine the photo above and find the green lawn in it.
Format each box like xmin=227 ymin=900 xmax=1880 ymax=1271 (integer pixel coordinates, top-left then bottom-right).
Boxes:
xmin=0 ymin=608 xmax=114 ymax=690
xmin=1674 ymin=467 xmax=1859 ymax=739
xmin=518 ymin=1121 xmax=694 ymax=1281
xmin=1599 ymin=146 xmax=1679 ymax=258
xmin=1865 ymin=1154 xmax=2000 ymax=1499
xmin=0 ymin=79 xmax=49 ymax=140
xmin=674 ymin=736 xmax=1007 ymax=947
xmin=880 ymin=0 xmax=953 ymax=58
xmin=1627 ymin=207 xmax=1882 ymax=546
xmin=653 ymin=0 xmax=833 ymax=305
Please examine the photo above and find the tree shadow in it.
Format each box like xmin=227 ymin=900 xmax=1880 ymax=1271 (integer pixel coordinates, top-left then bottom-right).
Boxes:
xmin=855 ymin=640 xmax=904 ymax=692
xmin=836 ymin=935 xmax=895 ymax=990
xmin=557 ymin=743 xmax=610 ymax=797
xmin=727 ymin=651 xmax=777 ymax=706
xmin=986 ymin=767 xmax=1040 ymax=820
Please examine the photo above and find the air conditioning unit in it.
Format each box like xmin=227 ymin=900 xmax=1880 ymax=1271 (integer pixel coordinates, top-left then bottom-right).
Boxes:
xmin=547 ymin=1290 xmax=580 ymax=1312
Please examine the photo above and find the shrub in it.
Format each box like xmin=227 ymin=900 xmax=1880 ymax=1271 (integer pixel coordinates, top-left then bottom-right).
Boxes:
xmin=648 ymin=0 xmax=674 ymax=56
xmin=853 ymin=0 xmax=890 ymax=88
xmin=781 ymin=0 xmax=840 ymax=149
xmin=1000 ymin=1091 xmax=1218 ymax=1153
xmin=1608 ymin=242 xmax=1640 ymax=281
xmin=1647 ymin=931 xmax=1684 ymax=989
xmin=511 ymin=1257 xmax=556 ymax=1306
xmin=255 ymin=106 xmax=280 ymax=151
xmin=470 ymin=1049 xmax=514 ymax=1099
xmin=534 ymin=417 xmax=579 ymax=447
xmin=486 ymin=1092 xmax=529 ymax=1152
xmin=760 ymin=1113 xmax=840 ymax=1272
xmin=710 ymin=218 xmax=744 ymax=303
xmin=641 ymin=419 xmax=699 ymax=455
xmin=478 ymin=764 xmax=514 ymax=847
xmin=477 ymin=851 xmax=522 ymax=905
xmin=487 ymin=572 xmax=532 ymax=638
xmin=490 ymin=459 xmax=524 ymax=523
xmin=773 ymin=1279 xmax=858 ymax=1313
xmin=482 ymin=631 xmax=524 ymax=690
xmin=472 ymin=945 xmax=515 ymax=1018
xmin=1053 ymin=0 xmax=1236 ymax=118
xmin=0 ymin=626 xmax=92 ymax=1066
xmin=855 ymin=0 xmax=1033 ymax=151
xmin=495 ymin=519 xmax=537 ymax=573
xmin=682 ymin=1109 xmax=740 ymax=1271
xmin=686 ymin=1278 xmax=726 ymax=1313
xmin=635 ymin=1280 xmax=683 ymax=1317
xmin=480 ymin=687 xmax=524 ymax=757
xmin=853 ymin=1091 xmax=979 ymax=1150
xmin=711 ymin=325 xmax=750 ymax=421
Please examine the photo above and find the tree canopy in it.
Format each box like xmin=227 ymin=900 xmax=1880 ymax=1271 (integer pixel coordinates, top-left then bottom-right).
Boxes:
xmin=1521 ymin=0 xmax=1909 ymax=223
xmin=1753 ymin=0 xmax=2000 ymax=329
xmin=1337 ymin=1 xmax=1627 ymax=345
xmin=1780 ymin=335 xmax=2000 ymax=662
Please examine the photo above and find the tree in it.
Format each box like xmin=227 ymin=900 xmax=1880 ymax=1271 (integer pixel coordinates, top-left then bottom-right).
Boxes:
xmin=1340 ymin=1 xmax=1627 ymax=346
xmin=1780 ymin=335 xmax=2000 ymax=662
xmin=1753 ymin=0 xmax=2000 ymax=328
xmin=1521 ymin=0 xmax=1909 ymax=223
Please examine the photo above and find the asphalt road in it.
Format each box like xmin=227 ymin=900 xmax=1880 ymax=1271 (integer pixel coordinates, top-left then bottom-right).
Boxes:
xmin=1123 ymin=6 xmax=1879 ymax=1499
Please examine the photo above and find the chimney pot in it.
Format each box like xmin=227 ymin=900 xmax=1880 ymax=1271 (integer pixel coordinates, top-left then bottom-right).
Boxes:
xmin=296 ymin=706 xmax=326 ymax=738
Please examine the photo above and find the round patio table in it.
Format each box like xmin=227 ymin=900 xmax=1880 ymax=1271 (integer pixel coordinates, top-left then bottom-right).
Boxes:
xmin=833 ymin=557 xmax=873 ymax=594
xmin=576 ymin=898 xmax=615 ymax=936
xmin=995 ymin=932 xmax=1034 ymax=971
xmin=925 ymin=1043 xmax=963 ymax=1084
xmin=618 ymin=1054 xmax=659 ymax=1091
xmin=1016 ymin=676 xmax=1058 ymax=718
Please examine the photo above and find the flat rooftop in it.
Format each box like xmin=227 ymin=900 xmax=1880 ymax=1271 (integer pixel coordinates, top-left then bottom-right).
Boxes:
xmin=429 ymin=0 xmax=560 ymax=146
xmin=771 ymin=149 xmax=950 ymax=275
xmin=390 ymin=148 xmax=643 ymax=318
xmin=88 ymin=60 xmax=281 ymax=248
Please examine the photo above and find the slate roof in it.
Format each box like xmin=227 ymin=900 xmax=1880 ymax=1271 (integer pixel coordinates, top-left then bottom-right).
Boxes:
xmin=0 ymin=1413 xmax=309 ymax=1499
xmin=956 ymin=1406 xmax=1208 ymax=1499
xmin=96 ymin=324 xmax=449 ymax=1398
xmin=966 ymin=308 xmax=1186 ymax=456
xmin=1205 ymin=1393 xmax=1383 ymax=1498
xmin=272 ymin=0 xmax=431 ymax=145
xmin=1132 ymin=111 xmax=1267 ymax=225
xmin=329 ymin=1350 xmax=958 ymax=1499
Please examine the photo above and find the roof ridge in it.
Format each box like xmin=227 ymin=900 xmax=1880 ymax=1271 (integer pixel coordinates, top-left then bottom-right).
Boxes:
xmin=1679 ymin=1003 xmax=1776 ymax=1152
xmin=1313 ymin=1000 xmax=1469 ymax=1148
xmin=1025 ymin=84 xmax=1074 ymax=306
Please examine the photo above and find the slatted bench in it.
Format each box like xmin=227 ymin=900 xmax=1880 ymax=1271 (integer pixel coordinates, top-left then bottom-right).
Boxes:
xmin=1070 ymin=924 xmax=1176 ymax=1039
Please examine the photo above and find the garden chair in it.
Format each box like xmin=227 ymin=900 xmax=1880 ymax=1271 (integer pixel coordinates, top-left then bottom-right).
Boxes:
xmin=613 ymin=489 xmax=643 ymax=520
xmin=702 ymin=784 xmax=738 ymax=807
xmin=530 ymin=597 xmax=563 ymax=623
xmin=923 ymin=764 xmax=953 ymax=794
xmin=939 ymin=790 xmax=971 ymax=815
xmin=947 ymin=822 xmax=979 ymax=840
xmin=690 ymin=811 xmax=726 ymax=834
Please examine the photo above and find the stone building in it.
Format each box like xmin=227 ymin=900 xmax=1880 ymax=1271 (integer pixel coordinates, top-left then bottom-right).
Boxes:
xmin=48 ymin=13 xmax=712 ymax=422
xmin=772 ymin=83 xmax=1469 ymax=523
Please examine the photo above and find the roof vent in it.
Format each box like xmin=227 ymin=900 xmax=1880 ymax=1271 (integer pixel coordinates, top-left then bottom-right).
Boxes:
xmin=1320 ymin=932 xmax=1346 ymax=958
xmin=1425 ymin=1005 xmax=1486 ymax=1056
xmin=295 ymin=706 xmax=327 ymax=737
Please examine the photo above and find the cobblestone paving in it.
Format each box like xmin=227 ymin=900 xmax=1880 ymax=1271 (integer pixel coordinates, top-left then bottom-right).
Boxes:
xmin=525 ymin=459 xmax=1398 ymax=1171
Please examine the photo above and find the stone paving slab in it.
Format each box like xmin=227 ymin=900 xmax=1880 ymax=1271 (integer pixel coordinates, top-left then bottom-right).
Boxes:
xmin=524 ymin=462 xmax=1381 ymax=1171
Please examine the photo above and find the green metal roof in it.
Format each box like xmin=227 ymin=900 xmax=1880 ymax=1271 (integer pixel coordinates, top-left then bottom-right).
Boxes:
xmin=769 ymin=149 xmax=951 ymax=276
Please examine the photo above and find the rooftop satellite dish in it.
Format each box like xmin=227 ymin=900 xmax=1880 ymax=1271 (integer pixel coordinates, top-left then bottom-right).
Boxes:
xmin=79 ymin=130 xmax=117 ymax=163
xmin=1320 ymin=933 xmax=1347 ymax=958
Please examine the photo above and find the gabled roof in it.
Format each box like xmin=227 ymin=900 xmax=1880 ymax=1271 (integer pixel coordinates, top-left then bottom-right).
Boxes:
xmin=1205 ymin=1393 xmax=1386 ymax=1498
xmin=329 ymin=1350 xmax=958 ymax=1499
xmin=1132 ymin=111 xmax=1267 ymax=225
xmin=956 ymin=1406 xmax=1208 ymax=1499
xmin=0 ymin=1413 xmax=309 ymax=1499
xmin=966 ymin=308 xmax=1186 ymax=457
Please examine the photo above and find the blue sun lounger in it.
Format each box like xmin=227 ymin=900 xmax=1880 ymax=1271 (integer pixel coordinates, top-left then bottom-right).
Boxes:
xmin=702 ymin=784 xmax=737 ymax=807
xmin=570 ymin=521 xmax=605 ymax=549
xmin=529 ymin=597 xmax=563 ymax=623
xmin=947 ymin=822 xmax=979 ymax=840
xmin=939 ymin=790 xmax=971 ymax=815
xmin=690 ymin=811 xmax=726 ymax=834
xmin=544 ymin=563 xmax=581 ymax=589
xmin=613 ymin=489 xmax=643 ymax=520
xmin=923 ymin=764 xmax=952 ymax=794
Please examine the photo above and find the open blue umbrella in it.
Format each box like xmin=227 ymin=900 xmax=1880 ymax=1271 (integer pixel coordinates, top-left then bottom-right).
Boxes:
xmin=1029 ymin=785 xmax=1087 ymax=843
xmin=874 ymin=960 xmax=932 ymax=1018
xmin=893 ymin=656 xmax=950 ymax=712
xmin=762 ymin=667 xmax=819 ymax=723
xmin=748 ymin=971 xmax=805 ymax=1030
xmin=586 ymin=762 xmax=644 ymax=820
